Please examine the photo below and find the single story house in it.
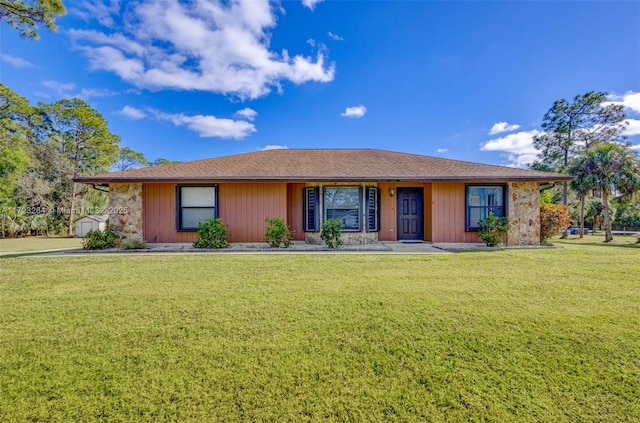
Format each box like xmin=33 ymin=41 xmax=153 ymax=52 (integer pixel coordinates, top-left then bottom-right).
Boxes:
xmin=75 ymin=149 xmax=571 ymax=246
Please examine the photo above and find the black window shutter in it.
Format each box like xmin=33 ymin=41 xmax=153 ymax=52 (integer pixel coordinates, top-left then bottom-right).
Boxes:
xmin=366 ymin=187 xmax=380 ymax=232
xmin=304 ymin=187 xmax=319 ymax=232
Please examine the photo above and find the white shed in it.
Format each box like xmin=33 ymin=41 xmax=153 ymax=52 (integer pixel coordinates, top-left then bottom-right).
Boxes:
xmin=75 ymin=215 xmax=109 ymax=238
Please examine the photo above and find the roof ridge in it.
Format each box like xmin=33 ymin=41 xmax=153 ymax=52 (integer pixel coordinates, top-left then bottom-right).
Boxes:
xmin=76 ymin=148 xmax=572 ymax=183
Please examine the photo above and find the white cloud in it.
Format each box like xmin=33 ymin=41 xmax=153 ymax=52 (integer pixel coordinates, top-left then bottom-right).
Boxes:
xmin=481 ymin=130 xmax=541 ymax=168
xmin=436 ymin=148 xmax=448 ymax=153
xmin=302 ymin=0 xmax=323 ymax=10
xmin=68 ymin=0 xmax=335 ymax=100
xmin=607 ymin=91 xmax=640 ymax=114
xmin=260 ymin=144 xmax=288 ymax=150
xmin=70 ymin=1 xmax=120 ymax=26
xmin=43 ymin=80 xmax=76 ymax=93
xmin=118 ymin=106 xmax=147 ymax=120
xmin=623 ymin=119 xmax=640 ymax=136
xmin=151 ymin=110 xmax=256 ymax=139
xmin=327 ymin=32 xmax=344 ymax=41
xmin=2 ymin=54 xmax=34 ymax=68
xmin=341 ymin=105 xmax=367 ymax=118
xmin=77 ymin=88 xmax=118 ymax=99
xmin=42 ymin=80 xmax=117 ymax=100
xmin=488 ymin=121 xmax=521 ymax=135
xmin=631 ymin=144 xmax=640 ymax=150
xmin=234 ymin=107 xmax=258 ymax=121
xmin=34 ymin=91 xmax=51 ymax=99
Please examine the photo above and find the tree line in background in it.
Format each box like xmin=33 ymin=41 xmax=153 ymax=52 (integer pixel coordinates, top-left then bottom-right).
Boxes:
xmin=3 ymin=84 xmax=640 ymax=241
xmin=532 ymin=92 xmax=640 ymax=242
xmin=0 ymin=84 xmax=173 ymax=238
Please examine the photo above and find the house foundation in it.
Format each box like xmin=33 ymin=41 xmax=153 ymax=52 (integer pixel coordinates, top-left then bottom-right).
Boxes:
xmin=305 ymin=231 xmax=379 ymax=245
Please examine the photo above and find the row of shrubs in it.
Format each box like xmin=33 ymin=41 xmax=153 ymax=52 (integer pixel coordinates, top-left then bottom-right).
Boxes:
xmin=192 ymin=217 xmax=343 ymax=249
xmin=82 ymin=226 xmax=148 ymax=250
xmin=83 ymin=217 xmax=344 ymax=250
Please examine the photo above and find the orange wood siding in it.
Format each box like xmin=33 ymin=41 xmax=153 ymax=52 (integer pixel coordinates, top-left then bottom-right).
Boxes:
xmin=287 ymin=183 xmax=305 ymax=241
xmin=378 ymin=183 xmax=396 ymax=241
xmin=424 ymin=183 xmax=432 ymax=242
xmin=143 ymin=183 xmax=198 ymax=243
xmin=431 ymin=183 xmax=480 ymax=243
xmin=219 ymin=183 xmax=287 ymax=242
xmin=143 ymin=181 xmax=477 ymax=243
xmin=143 ymin=182 xmax=287 ymax=243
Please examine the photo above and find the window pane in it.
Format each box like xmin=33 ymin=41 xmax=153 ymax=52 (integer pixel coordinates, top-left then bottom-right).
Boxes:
xmin=327 ymin=209 xmax=359 ymax=230
xmin=490 ymin=207 xmax=504 ymax=218
xmin=182 ymin=208 xmax=216 ymax=229
xmin=468 ymin=186 xmax=503 ymax=207
xmin=488 ymin=188 xmax=503 ymax=207
xmin=466 ymin=186 xmax=505 ymax=230
xmin=181 ymin=187 xmax=215 ymax=207
xmin=468 ymin=207 xmax=484 ymax=228
xmin=468 ymin=207 xmax=504 ymax=229
xmin=468 ymin=189 xmax=482 ymax=206
xmin=325 ymin=187 xmax=360 ymax=208
xmin=324 ymin=187 xmax=361 ymax=230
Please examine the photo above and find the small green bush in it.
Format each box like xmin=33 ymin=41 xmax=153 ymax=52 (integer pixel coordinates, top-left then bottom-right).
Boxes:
xmin=264 ymin=217 xmax=294 ymax=248
xmin=477 ymin=213 xmax=510 ymax=247
xmin=320 ymin=218 xmax=343 ymax=249
xmin=120 ymin=239 xmax=147 ymax=250
xmin=193 ymin=218 xmax=228 ymax=249
xmin=82 ymin=225 xmax=120 ymax=250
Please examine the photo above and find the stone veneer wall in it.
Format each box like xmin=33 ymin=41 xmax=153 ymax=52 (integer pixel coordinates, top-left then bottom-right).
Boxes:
xmin=305 ymin=231 xmax=378 ymax=245
xmin=507 ymin=181 xmax=540 ymax=246
xmin=109 ymin=183 xmax=143 ymax=241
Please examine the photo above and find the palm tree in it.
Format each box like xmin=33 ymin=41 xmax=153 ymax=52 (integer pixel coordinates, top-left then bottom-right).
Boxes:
xmin=569 ymin=144 xmax=640 ymax=242
xmin=568 ymin=168 xmax=592 ymax=238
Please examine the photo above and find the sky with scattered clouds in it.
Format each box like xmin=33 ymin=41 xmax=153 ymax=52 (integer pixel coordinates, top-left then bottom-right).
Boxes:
xmin=1 ymin=0 xmax=638 ymax=167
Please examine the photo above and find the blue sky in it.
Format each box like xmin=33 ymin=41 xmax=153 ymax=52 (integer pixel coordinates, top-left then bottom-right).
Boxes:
xmin=2 ymin=0 xmax=639 ymax=168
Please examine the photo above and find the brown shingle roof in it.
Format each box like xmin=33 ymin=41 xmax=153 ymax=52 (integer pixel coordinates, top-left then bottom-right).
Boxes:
xmin=75 ymin=149 xmax=572 ymax=183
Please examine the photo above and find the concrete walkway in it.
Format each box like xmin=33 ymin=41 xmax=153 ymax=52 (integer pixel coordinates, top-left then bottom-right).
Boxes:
xmin=67 ymin=241 xmax=453 ymax=255
xmin=384 ymin=242 xmax=454 ymax=253
xmin=8 ymin=241 xmax=461 ymax=256
xmin=5 ymin=241 xmax=557 ymax=257
xmin=0 ymin=247 xmax=86 ymax=257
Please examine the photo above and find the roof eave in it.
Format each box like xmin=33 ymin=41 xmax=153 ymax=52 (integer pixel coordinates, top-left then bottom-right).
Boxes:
xmin=75 ymin=175 xmax=573 ymax=184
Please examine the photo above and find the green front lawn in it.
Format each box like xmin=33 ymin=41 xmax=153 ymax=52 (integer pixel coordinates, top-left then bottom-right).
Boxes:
xmin=553 ymin=233 xmax=639 ymax=247
xmin=1 ymin=245 xmax=638 ymax=421
xmin=0 ymin=236 xmax=82 ymax=253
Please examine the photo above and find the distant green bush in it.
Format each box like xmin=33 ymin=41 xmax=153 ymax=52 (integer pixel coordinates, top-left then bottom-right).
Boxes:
xmin=82 ymin=224 xmax=119 ymax=250
xmin=193 ymin=218 xmax=228 ymax=249
xmin=320 ymin=219 xmax=343 ymax=249
xmin=264 ymin=217 xmax=294 ymax=248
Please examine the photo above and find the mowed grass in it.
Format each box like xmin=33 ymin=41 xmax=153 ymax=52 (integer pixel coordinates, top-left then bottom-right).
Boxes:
xmin=553 ymin=233 xmax=639 ymax=248
xmin=0 ymin=236 xmax=82 ymax=253
xmin=1 ymin=246 xmax=639 ymax=421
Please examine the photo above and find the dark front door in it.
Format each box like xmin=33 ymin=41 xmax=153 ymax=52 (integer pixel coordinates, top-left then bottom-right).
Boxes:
xmin=397 ymin=188 xmax=423 ymax=241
